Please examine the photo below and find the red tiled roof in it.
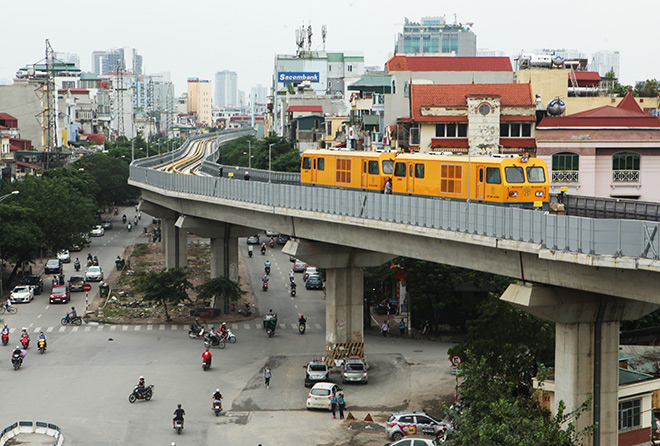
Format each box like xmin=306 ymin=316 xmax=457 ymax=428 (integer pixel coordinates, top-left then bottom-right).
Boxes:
xmin=386 ymin=55 xmax=512 ymax=72
xmin=572 ymin=72 xmax=601 ymax=82
xmin=618 ymin=92 xmax=644 ymax=113
xmin=288 ymin=106 xmax=323 ymax=113
xmin=411 ymin=84 xmax=534 ymax=122
xmin=500 ymin=115 xmax=536 ymax=122
xmin=16 ymin=161 xmax=43 ymax=170
xmin=0 ymin=113 xmax=17 ymax=120
xmin=10 ymin=144 xmax=22 ymax=151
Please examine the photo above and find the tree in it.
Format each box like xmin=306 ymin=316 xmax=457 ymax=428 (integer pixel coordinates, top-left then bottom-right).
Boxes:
xmin=195 ymin=276 xmax=245 ymax=311
xmin=132 ymin=268 xmax=194 ymax=321
xmin=633 ymin=79 xmax=659 ymax=97
xmin=73 ymin=153 xmax=139 ymax=206
xmin=215 ymin=135 xmax=300 ymax=172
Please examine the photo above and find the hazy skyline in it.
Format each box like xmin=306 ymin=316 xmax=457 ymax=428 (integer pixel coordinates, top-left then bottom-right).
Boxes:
xmin=1 ymin=0 xmax=657 ymax=97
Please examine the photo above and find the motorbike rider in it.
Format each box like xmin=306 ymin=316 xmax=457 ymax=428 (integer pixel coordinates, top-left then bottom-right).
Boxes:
xmin=190 ymin=318 xmax=202 ymax=336
xmin=264 ymin=309 xmax=277 ymax=331
xmin=260 ymin=243 xmax=266 ymax=254
xmin=219 ymin=322 xmax=228 ymax=340
xmin=3 ymin=298 xmax=11 ymax=312
xmin=298 ymin=314 xmax=307 ymax=326
xmin=74 ymin=257 xmax=81 ymax=270
xmin=93 ymin=256 xmax=99 ymax=266
xmin=12 ymin=345 xmax=23 ymax=363
xmin=289 ymin=270 xmax=295 ymax=282
xmin=37 ymin=331 xmax=47 ymax=348
xmin=136 ymin=376 xmax=146 ymax=396
xmin=20 ymin=328 xmax=30 ymax=347
xmin=127 ymin=222 xmax=132 ymax=231
xmin=87 ymin=253 xmax=93 ymax=265
xmin=290 ymin=280 xmax=297 ymax=292
xmin=261 ymin=275 xmax=269 ymax=289
xmin=58 ymin=272 xmax=65 ymax=285
xmin=212 ymin=389 xmax=223 ymax=408
xmin=208 ymin=326 xmax=220 ymax=344
xmin=248 ymin=245 xmax=254 ymax=257
xmin=202 ymin=348 xmax=212 ymax=367
xmin=173 ymin=404 xmax=185 ymax=428
xmin=264 ymin=260 xmax=271 ymax=274
xmin=122 ymin=214 xmax=127 ymax=224
xmin=269 ymin=236 xmax=275 ymax=247
xmin=68 ymin=306 xmax=77 ymax=322
xmin=1 ymin=324 xmax=9 ymax=343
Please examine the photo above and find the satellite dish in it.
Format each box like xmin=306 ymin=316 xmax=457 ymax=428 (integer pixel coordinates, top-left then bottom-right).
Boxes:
xmin=547 ymin=98 xmax=566 ymax=116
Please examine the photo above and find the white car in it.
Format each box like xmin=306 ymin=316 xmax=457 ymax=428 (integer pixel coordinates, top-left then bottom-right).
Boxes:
xmin=10 ymin=285 xmax=34 ymax=303
xmin=57 ymin=249 xmax=71 ymax=263
xmin=306 ymin=382 xmax=343 ymax=411
xmin=90 ymin=226 xmax=105 ymax=237
xmin=85 ymin=266 xmax=104 ymax=282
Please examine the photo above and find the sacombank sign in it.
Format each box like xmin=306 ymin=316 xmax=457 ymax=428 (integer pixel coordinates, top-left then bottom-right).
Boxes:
xmin=278 ymin=72 xmax=320 ymax=83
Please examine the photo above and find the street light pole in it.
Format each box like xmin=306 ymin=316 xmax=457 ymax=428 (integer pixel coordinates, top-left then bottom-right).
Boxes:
xmin=248 ymin=141 xmax=251 ymax=169
xmin=268 ymin=143 xmax=274 ymax=183
xmin=0 ymin=191 xmax=19 ymax=299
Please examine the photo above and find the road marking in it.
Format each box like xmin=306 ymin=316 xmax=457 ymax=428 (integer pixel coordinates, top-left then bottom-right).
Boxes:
xmin=315 ymin=324 xmax=322 ymax=329
xmin=58 ymin=327 xmax=66 ymax=332
xmin=232 ymin=324 xmax=238 ymax=330
xmin=255 ymin=324 xmax=261 ymax=329
xmin=122 ymin=326 xmax=128 ymax=331
xmin=97 ymin=325 xmax=104 ymax=331
xmin=134 ymin=326 xmax=141 ymax=331
xmin=290 ymin=323 xmax=297 ymax=329
xmin=244 ymin=324 xmax=250 ymax=329
xmin=159 ymin=325 xmax=165 ymax=331
xmin=37 ymin=314 xmax=42 ymax=319
xmin=279 ymin=323 xmax=286 ymax=329
xmin=84 ymin=326 xmax=91 ymax=332
xmin=110 ymin=326 xmax=117 ymax=331
xmin=171 ymin=325 xmax=177 ymax=330
xmin=147 ymin=325 xmax=153 ymax=331
xmin=28 ymin=323 xmax=33 ymax=328
xmin=33 ymin=327 xmax=41 ymax=333
xmin=72 ymin=327 xmax=78 ymax=332
xmin=46 ymin=327 xmax=53 ymax=333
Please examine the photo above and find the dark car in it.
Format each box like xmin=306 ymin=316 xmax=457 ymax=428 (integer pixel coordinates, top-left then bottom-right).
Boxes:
xmin=68 ymin=275 xmax=86 ymax=292
xmin=306 ymin=275 xmax=323 ymax=290
xmin=101 ymin=220 xmax=113 ymax=230
xmin=45 ymin=259 xmax=62 ymax=274
xmin=21 ymin=274 xmax=44 ymax=295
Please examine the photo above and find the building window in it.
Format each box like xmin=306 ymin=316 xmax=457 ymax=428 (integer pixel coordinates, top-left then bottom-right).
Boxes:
xmin=500 ymin=123 xmax=532 ymax=137
xmin=619 ymin=398 xmax=641 ymax=430
xmin=612 ymin=151 xmax=640 ymax=182
xmin=552 ymin=152 xmax=579 ymax=183
xmin=435 ymin=123 xmax=468 ymax=137
xmin=404 ymin=81 xmax=409 ymax=98
xmin=347 ymin=65 xmax=353 ymax=72
xmin=410 ymin=126 xmax=420 ymax=145
xmin=391 ymin=80 xmax=396 ymax=95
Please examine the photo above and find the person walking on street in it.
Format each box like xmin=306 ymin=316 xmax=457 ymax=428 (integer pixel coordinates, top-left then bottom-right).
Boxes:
xmin=263 ymin=364 xmax=271 ymax=388
xmin=381 ymin=320 xmax=389 ymax=337
xmin=338 ymin=393 xmax=346 ymax=419
xmin=330 ymin=393 xmax=338 ymax=418
xmin=399 ymin=318 xmax=405 ymax=336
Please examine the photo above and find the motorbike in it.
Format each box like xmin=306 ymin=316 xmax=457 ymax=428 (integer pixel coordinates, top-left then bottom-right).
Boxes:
xmin=127 ymin=223 xmax=132 ymax=232
xmin=264 ymin=313 xmax=277 ymax=338
xmin=299 ymin=321 xmax=306 ymax=335
xmin=290 ymin=285 xmax=297 ymax=297
xmin=248 ymin=249 xmax=253 ymax=258
xmin=174 ymin=418 xmax=183 ymax=434
xmin=237 ymin=303 xmax=252 ymax=317
xmin=260 ymin=246 xmax=266 ymax=255
xmin=93 ymin=256 xmax=99 ymax=266
xmin=269 ymin=239 xmax=275 ymax=248
xmin=11 ymin=352 xmax=22 ymax=370
xmin=61 ymin=315 xmax=83 ymax=326
xmin=1 ymin=332 xmax=8 ymax=346
xmin=262 ymin=280 xmax=268 ymax=291
xmin=74 ymin=260 xmax=81 ymax=271
xmin=202 ymin=356 xmax=212 ymax=371
xmin=134 ymin=215 xmax=138 ymax=225
xmin=37 ymin=338 xmax=47 ymax=354
xmin=203 ymin=334 xmax=226 ymax=349
xmin=265 ymin=265 xmax=271 ymax=275
xmin=122 ymin=215 xmax=127 ymax=224
xmin=21 ymin=334 xmax=29 ymax=349
xmin=213 ymin=398 xmax=223 ymax=416
xmin=224 ymin=329 xmax=236 ymax=344
xmin=188 ymin=324 xmax=205 ymax=339
xmin=128 ymin=384 xmax=154 ymax=403
xmin=114 ymin=207 xmax=118 ymax=215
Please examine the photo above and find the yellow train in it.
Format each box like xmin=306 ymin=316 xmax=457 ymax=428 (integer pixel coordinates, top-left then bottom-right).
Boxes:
xmin=300 ymin=150 xmax=549 ymax=208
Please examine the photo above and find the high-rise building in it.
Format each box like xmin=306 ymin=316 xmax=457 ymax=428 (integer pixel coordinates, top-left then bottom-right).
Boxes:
xmin=251 ymin=84 xmax=268 ymax=105
xmin=395 ymin=16 xmax=476 ymax=56
xmin=591 ymin=50 xmax=620 ymax=78
xmin=187 ymin=78 xmax=212 ymax=125
xmin=91 ymin=48 xmax=143 ymax=75
xmin=215 ymin=70 xmax=238 ymax=109
xmin=54 ymin=52 xmax=80 ymax=69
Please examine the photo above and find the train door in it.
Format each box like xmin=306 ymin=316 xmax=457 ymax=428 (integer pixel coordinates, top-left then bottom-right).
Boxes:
xmin=476 ymin=166 xmax=485 ymax=200
xmin=406 ymin=163 xmax=414 ymax=193
xmin=361 ymin=160 xmax=368 ymax=188
xmin=311 ymin=157 xmax=318 ymax=183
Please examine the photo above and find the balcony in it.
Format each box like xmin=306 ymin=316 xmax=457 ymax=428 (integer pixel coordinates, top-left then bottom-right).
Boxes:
xmin=552 ymin=171 xmax=579 ymax=183
xmin=612 ymin=170 xmax=639 ymax=183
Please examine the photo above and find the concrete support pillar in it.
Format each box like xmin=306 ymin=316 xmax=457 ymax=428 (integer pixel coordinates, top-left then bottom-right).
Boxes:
xmin=325 ymin=267 xmax=364 ymax=344
xmin=209 ymin=237 xmax=239 ymax=282
xmin=502 ymin=283 xmax=659 ymax=446
xmin=162 ymin=217 xmax=187 ymax=269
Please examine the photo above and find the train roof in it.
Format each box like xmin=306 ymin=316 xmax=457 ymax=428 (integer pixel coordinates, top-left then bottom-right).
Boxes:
xmin=395 ymin=152 xmax=546 ymax=165
xmin=302 ymin=149 xmax=397 ymax=159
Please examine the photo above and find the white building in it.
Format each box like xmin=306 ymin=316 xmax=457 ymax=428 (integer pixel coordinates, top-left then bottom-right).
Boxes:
xmin=591 ymin=50 xmax=621 ymax=78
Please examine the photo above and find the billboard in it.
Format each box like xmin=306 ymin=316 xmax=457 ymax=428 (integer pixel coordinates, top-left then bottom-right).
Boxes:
xmin=278 ymin=72 xmax=320 ymax=83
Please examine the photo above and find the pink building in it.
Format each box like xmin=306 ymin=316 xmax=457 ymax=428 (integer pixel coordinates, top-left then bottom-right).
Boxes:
xmin=536 ymin=93 xmax=660 ymax=200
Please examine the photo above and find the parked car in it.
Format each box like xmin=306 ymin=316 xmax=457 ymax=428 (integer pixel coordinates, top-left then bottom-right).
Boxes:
xmin=68 ymin=275 xmax=86 ymax=292
xmin=101 ymin=220 xmax=113 ymax=230
xmin=387 ymin=438 xmax=439 ymax=446
xmin=10 ymin=285 xmax=34 ymax=303
xmin=265 ymin=230 xmax=278 ymax=237
xmin=246 ymin=234 xmax=260 ymax=245
xmin=306 ymin=382 xmax=343 ymax=411
xmin=293 ymin=259 xmax=308 ymax=272
xmin=21 ymin=274 xmax=43 ymax=295
xmin=91 ymin=226 xmax=105 ymax=237
xmin=304 ymin=267 xmax=319 ymax=282
xmin=305 ymin=275 xmax=323 ymax=290
xmin=341 ymin=357 xmax=368 ymax=384
xmin=304 ymin=360 xmax=330 ymax=387
xmin=49 ymin=285 xmax=70 ymax=304
xmin=386 ymin=411 xmax=452 ymax=441
xmin=44 ymin=259 xmax=62 ymax=274
xmin=57 ymin=249 xmax=71 ymax=263
xmin=85 ymin=266 xmax=104 ymax=282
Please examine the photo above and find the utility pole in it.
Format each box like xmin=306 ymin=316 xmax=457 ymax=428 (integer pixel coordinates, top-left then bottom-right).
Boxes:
xmin=44 ymin=39 xmax=58 ymax=167
xmin=116 ymin=62 xmax=126 ymax=140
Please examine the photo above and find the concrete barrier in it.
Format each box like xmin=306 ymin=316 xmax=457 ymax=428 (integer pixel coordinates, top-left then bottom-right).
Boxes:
xmin=0 ymin=421 xmax=64 ymax=446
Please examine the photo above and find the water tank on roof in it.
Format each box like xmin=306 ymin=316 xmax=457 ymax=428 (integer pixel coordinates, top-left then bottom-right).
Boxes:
xmin=547 ymin=98 xmax=566 ymax=116
xmin=551 ymin=55 xmax=565 ymax=67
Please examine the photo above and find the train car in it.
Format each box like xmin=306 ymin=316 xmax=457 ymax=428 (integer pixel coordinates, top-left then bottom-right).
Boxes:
xmin=300 ymin=149 xmax=396 ymax=192
xmin=391 ymin=153 xmax=548 ymax=208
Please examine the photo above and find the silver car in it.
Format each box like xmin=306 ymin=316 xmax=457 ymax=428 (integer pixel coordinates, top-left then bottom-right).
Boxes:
xmin=10 ymin=285 xmax=34 ymax=303
xmin=85 ymin=266 xmax=104 ymax=282
xmin=341 ymin=357 xmax=368 ymax=384
xmin=304 ymin=360 xmax=330 ymax=387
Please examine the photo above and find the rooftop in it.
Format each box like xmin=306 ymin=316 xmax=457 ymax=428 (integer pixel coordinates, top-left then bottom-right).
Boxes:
xmin=386 ymin=55 xmax=512 ymax=72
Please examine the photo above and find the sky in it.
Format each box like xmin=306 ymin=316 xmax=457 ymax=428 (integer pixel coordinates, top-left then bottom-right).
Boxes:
xmin=1 ymin=0 xmax=657 ymax=97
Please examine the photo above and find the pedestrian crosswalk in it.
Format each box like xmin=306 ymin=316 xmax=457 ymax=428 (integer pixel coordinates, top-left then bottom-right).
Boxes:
xmin=5 ymin=322 xmax=324 ymax=334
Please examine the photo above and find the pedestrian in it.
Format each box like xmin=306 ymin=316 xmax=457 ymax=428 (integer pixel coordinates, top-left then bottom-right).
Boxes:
xmin=338 ymin=392 xmax=346 ymax=419
xmin=244 ymin=171 xmax=251 ymax=181
xmin=263 ymin=364 xmax=271 ymax=388
xmin=330 ymin=392 xmax=338 ymax=418
xmin=384 ymin=177 xmax=392 ymax=195
xmin=381 ymin=320 xmax=389 ymax=337
xmin=399 ymin=318 xmax=405 ymax=336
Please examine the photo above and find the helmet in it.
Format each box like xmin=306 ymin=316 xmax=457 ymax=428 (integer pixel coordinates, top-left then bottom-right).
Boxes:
xmin=16 ymin=346 xmax=20 ymax=349
xmin=210 ymin=325 xmax=215 ymax=329
xmin=245 ymin=172 xmax=249 ymax=175
xmin=216 ymin=388 xmax=220 ymax=393
xmin=177 ymin=404 xmax=182 ymax=408
xmin=71 ymin=306 xmax=75 ymax=310
xmin=222 ymin=322 xmax=226 ymax=326
xmin=139 ymin=376 xmax=144 ymax=380
xmin=40 ymin=331 xmax=44 ymax=335
xmin=301 ymin=315 xmax=304 ymax=318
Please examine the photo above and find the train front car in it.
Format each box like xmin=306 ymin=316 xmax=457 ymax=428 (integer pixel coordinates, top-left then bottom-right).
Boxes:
xmin=300 ymin=150 xmax=395 ymax=192
xmin=499 ymin=155 xmax=549 ymax=209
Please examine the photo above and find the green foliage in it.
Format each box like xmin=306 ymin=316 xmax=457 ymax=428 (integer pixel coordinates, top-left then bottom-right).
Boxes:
xmin=73 ymin=153 xmax=139 ymax=205
xmin=216 ymin=135 xmax=300 ymax=173
xmin=603 ymin=68 xmax=616 ymax=79
xmin=633 ymin=79 xmax=659 ymax=97
xmin=132 ymin=268 xmax=194 ymax=321
xmin=195 ymin=276 xmax=245 ymax=310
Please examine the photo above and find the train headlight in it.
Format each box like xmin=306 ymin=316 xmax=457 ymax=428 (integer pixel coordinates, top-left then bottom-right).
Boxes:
xmin=535 ymin=191 xmax=544 ymax=197
xmin=508 ymin=191 xmax=518 ymax=198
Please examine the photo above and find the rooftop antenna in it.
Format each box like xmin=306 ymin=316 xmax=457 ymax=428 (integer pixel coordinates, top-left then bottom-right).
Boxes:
xmin=307 ymin=25 xmax=313 ymax=53
xmin=322 ymin=25 xmax=327 ymax=51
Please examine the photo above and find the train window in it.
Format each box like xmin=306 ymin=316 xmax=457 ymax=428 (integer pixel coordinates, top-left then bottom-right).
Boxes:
xmin=318 ymin=158 xmax=325 ymax=171
xmin=526 ymin=166 xmax=546 ymax=183
xmin=486 ymin=167 xmax=501 ymax=184
xmin=382 ymin=160 xmax=394 ymax=175
xmin=302 ymin=157 xmax=311 ymax=169
xmin=440 ymin=164 xmax=462 ymax=194
xmin=504 ymin=166 xmax=525 ymax=183
xmin=415 ymin=164 xmax=425 ymax=178
xmin=409 ymin=165 xmax=414 ymax=177
xmin=479 ymin=169 xmax=483 ymax=182
xmin=368 ymin=160 xmax=379 ymax=175
xmin=394 ymin=162 xmax=406 ymax=177
xmin=336 ymin=158 xmax=352 ymax=184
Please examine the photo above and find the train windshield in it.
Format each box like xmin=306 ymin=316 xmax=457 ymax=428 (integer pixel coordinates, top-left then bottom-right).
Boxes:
xmin=302 ymin=157 xmax=311 ymax=169
xmin=382 ymin=160 xmax=394 ymax=175
xmin=526 ymin=166 xmax=546 ymax=183
xmin=504 ymin=166 xmax=525 ymax=183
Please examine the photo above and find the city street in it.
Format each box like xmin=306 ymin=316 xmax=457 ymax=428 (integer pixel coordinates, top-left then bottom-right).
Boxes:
xmin=1 ymin=221 xmax=457 ymax=446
